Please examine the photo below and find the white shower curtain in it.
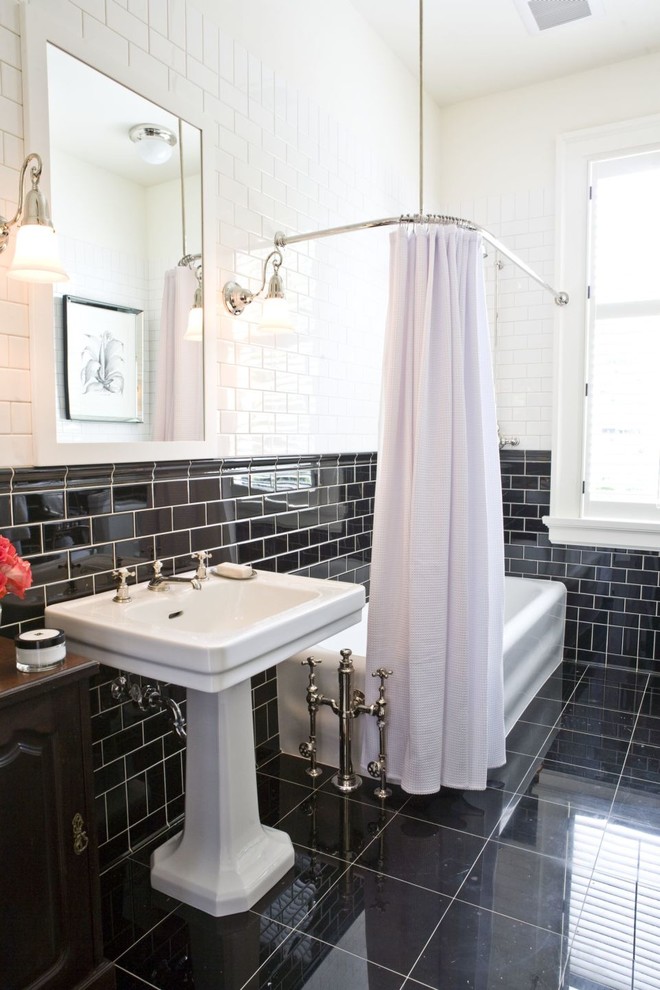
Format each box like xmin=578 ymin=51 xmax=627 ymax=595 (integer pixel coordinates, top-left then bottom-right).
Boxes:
xmin=153 ymin=266 xmax=203 ymax=441
xmin=362 ymin=225 xmax=506 ymax=793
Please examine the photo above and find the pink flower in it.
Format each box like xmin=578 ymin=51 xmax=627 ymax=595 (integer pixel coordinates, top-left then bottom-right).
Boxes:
xmin=0 ymin=536 xmax=32 ymax=600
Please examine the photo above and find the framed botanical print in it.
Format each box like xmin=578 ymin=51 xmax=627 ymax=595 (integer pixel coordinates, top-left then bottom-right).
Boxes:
xmin=63 ymin=295 xmax=144 ymax=423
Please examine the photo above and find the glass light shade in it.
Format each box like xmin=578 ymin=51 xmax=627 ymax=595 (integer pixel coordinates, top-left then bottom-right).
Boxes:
xmin=8 ymin=223 xmax=68 ymax=282
xmin=135 ymin=136 xmax=174 ymax=165
xmin=258 ymin=296 xmax=294 ymax=332
xmin=184 ymin=305 xmax=203 ymax=341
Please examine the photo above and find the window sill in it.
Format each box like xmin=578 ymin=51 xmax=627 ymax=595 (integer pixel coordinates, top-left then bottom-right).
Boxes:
xmin=542 ymin=516 xmax=660 ymax=552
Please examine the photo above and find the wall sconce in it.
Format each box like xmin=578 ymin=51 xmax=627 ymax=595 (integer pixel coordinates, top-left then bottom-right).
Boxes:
xmin=222 ymin=249 xmax=294 ymax=333
xmin=129 ymin=124 xmax=177 ymax=165
xmin=0 ymin=153 xmax=68 ymax=283
xmin=179 ymin=254 xmax=203 ymax=342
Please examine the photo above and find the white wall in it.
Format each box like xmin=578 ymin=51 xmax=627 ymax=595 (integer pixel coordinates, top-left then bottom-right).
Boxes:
xmin=3 ymin=0 xmax=655 ymax=463
xmin=0 ymin=0 xmax=428 ymax=465
xmin=435 ymin=52 xmax=660 ymax=449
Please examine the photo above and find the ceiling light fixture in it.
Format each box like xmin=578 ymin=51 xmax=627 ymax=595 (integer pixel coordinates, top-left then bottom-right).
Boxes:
xmin=222 ymin=249 xmax=294 ymax=333
xmin=0 ymin=152 xmax=68 ymax=283
xmin=129 ymin=123 xmax=177 ymax=165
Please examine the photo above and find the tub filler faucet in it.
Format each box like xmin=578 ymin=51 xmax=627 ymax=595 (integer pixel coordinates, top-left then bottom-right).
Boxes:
xmin=299 ymin=650 xmax=393 ymax=799
xmin=148 ymin=559 xmax=202 ymax=591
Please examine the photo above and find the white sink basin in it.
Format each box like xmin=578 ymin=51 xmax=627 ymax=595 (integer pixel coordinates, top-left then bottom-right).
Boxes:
xmin=46 ymin=568 xmax=365 ymax=692
xmin=45 ymin=567 xmax=366 ymax=918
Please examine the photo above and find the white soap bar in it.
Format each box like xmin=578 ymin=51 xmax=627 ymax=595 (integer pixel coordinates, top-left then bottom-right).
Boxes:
xmin=213 ymin=562 xmax=255 ymax=580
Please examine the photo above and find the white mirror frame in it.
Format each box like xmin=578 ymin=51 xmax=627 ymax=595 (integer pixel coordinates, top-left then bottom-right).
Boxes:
xmin=18 ymin=2 xmax=217 ymax=466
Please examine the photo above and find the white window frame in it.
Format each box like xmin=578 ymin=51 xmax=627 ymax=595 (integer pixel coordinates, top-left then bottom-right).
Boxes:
xmin=545 ymin=114 xmax=660 ymax=552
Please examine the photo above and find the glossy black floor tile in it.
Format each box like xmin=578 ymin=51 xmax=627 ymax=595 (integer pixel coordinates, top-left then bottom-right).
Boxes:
xmin=457 ymin=838 xmax=583 ymax=934
xmin=402 ymin=784 xmax=517 ymax=839
xmin=631 ymin=710 xmax=660 ymax=747
xmin=610 ymin=785 xmax=660 ymax=830
xmin=285 ymin=863 xmax=451 ymax=977
xmin=496 ymin=791 xmax=607 ymax=864
xmin=522 ymin=761 xmax=618 ymax=816
xmin=621 ymin=739 xmax=660 ymax=786
xmin=102 ymin=661 xmax=660 ymax=990
xmin=352 ymin=813 xmax=487 ymax=898
xmin=101 ymin=858 xmax=179 ymax=960
xmin=571 ymin=666 xmax=649 ymax=715
xmin=407 ymin=897 xmax=569 ymax=990
xmin=115 ymin=968 xmax=163 ymax=989
xmin=242 ymin=929 xmax=408 ymax=990
xmin=275 ymin=786 xmax=397 ymax=864
xmin=115 ymin=905 xmax=273 ymax=989
xmin=543 ymin=726 xmax=631 ymax=777
xmin=555 ymin=700 xmax=637 ymax=741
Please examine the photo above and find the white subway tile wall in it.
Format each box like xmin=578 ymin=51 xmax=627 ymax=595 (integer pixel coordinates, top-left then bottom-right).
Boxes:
xmin=456 ymin=190 xmax=556 ymax=450
xmin=0 ymin=0 xmax=557 ymax=455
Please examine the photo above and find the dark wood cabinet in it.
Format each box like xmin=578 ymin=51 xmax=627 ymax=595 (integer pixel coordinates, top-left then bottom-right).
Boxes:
xmin=0 ymin=640 xmax=115 ymax=990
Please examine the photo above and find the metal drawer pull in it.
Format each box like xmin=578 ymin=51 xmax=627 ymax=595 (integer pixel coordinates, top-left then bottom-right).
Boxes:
xmin=72 ymin=812 xmax=89 ymax=855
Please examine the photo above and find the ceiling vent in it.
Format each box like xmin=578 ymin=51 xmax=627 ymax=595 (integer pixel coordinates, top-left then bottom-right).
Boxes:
xmin=513 ymin=0 xmax=605 ymax=34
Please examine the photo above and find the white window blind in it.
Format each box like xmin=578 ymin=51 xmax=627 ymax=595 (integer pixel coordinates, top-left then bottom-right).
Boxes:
xmin=584 ymin=152 xmax=660 ymax=523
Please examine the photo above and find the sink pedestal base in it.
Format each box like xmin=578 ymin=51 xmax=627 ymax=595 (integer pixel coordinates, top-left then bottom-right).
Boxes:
xmin=150 ymin=681 xmax=294 ymax=917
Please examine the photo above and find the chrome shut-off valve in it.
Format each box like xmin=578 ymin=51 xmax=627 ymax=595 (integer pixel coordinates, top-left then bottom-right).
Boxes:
xmin=299 ymin=656 xmax=324 ymax=778
xmin=111 ymin=675 xmax=187 ymax=741
xmin=367 ymin=667 xmax=393 ymax=799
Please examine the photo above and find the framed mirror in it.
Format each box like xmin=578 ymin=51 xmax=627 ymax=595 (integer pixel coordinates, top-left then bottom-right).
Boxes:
xmin=20 ymin=3 xmax=216 ymax=465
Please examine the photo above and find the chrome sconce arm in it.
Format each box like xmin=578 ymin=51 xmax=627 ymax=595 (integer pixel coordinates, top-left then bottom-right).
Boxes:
xmin=0 ymin=152 xmax=68 ymax=282
xmin=222 ymin=248 xmax=285 ymax=316
xmin=178 ymin=253 xmax=204 ymax=341
xmin=0 ymin=152 xmax=48 ymax=248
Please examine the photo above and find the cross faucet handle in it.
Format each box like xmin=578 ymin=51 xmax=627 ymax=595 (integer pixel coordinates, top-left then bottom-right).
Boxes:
xmin=112 ymin=567 xmax=135 ymax=603
xmin=191 ymin=550 xmax=211 ymax=580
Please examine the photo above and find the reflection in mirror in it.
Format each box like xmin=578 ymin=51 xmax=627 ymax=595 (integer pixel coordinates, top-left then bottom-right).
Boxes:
xmin=46 ymin=44 xmax=204 ymax=443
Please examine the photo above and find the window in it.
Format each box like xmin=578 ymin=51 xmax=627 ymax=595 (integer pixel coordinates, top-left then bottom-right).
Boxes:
xmin=584 ymin=152 xmax=660 ymax=520
xmin=546 ymin=116 xmax=660 ymax=551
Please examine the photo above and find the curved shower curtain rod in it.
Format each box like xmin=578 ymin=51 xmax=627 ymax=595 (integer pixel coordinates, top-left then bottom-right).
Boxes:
xmin=274 ymin=214 xmax=569 ymax=307
xmin=269 ymin=8 xmax=569 ymax=305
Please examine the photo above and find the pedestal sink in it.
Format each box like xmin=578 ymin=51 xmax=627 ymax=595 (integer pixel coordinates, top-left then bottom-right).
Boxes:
xmin=46 ymin=568 xmax=365 ymax=916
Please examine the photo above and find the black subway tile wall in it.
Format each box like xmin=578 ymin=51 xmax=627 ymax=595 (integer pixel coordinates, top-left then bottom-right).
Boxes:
xmin=2 ymin=447 xmax=658 ymax=869
xmin=502 ymin=449 xmax=660 ymax=672
xmin=0 ymin=453 xmax=375 ymax=868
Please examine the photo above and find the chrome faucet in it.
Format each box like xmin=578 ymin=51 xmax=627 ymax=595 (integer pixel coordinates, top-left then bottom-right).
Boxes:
xmin=148 ymin=559 xmax=202 ymax=592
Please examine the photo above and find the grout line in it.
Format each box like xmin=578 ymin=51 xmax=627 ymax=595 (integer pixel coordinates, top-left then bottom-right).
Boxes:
xmin=110 ymin=899 xmax=184 ymax=967
xmin=113 ymin=964 xmax=162 ymax=989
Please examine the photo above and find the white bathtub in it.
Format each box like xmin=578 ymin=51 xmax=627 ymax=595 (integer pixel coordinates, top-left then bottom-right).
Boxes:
xmin=277 ymin=576 xmax=567 ymax=770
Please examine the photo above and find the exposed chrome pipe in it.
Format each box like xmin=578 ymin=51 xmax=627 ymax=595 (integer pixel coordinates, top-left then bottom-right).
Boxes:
xmin=274 ymin=215 xmax=569 ymax=306
xmin=111 ymin=675 xmax=187 ymax=741
xmin=298 ymin=649 xmax=393 ymax=799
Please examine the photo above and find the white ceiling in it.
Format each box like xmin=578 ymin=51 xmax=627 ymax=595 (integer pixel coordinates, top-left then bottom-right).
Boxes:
xmin=349 ymin=0 xmax=660 ymax=106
